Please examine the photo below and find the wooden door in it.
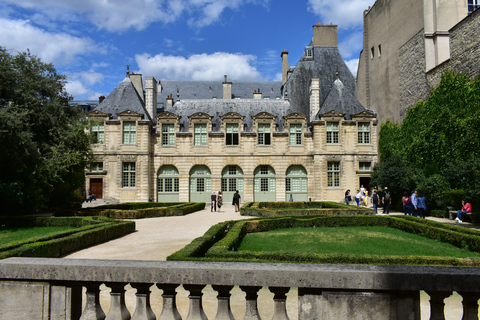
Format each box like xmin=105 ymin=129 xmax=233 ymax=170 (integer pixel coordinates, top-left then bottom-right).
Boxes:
xmin=90 ymin=178 xmax=103 ymax=199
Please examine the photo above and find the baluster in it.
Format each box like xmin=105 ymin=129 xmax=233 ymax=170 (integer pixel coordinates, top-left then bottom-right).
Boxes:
xmin=458 ymin=292 xmax=480 ymax=320
xmin=269 ymin=287 xmax=290 ymax=320
xmin=240 ymin=286 xmax=262 ymax=320
xmin=184 ymin=285 xmax=208 ymax=320
xmin=426 ymin=291 xmax=451 ymax=320
xmin=157 ymin=284 xmax=182 ymax=320
xmin=131 ymin=283 xmax=156 ymax=320
xmin=80 ymin=283 xmax=106 ymax=320
xmin=212 ymin=285 xmax=235 ymax=320
xmin=105 ymin=283 xmax=131 ymax=320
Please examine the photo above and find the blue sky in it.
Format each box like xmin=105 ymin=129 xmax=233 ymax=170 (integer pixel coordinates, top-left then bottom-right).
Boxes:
xmin=0 ymin=0 xmax=373 ymax=100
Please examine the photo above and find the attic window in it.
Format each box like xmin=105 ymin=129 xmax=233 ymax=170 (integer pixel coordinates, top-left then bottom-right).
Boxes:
xmin=305 ymin=46 xmax=313 ymax=59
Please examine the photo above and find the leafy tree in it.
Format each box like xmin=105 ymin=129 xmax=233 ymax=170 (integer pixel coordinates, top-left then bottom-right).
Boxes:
xmin=0 ymin=47 xmax=92 ymax=214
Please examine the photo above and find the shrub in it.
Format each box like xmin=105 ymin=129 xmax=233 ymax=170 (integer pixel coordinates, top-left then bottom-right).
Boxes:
xmin=442 ymin=190 xmax=466 ymax=210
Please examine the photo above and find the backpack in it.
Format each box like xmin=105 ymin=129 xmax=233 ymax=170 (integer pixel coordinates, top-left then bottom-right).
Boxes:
xmin=372 ymin=194 xmax=378 ymax=203
xmin=384 ymin=192 xmax=391 ymax=201
xmin=406 ymin=196 xmax=412 ymax=206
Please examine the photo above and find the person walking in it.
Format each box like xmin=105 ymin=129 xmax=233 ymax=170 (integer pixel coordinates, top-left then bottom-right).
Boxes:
xmin=210 ymin=191 xmax=217 ymax=212
xmin=345 ymin=189 xmax=351 ymax=205
xmin=382 ymin=187 xmax=391 ymax=214
xmin=232 ymin=190 xmax=241 ymax=212
xmin=355 ymin=190 xmax=362 ymax=206
xmin=417 ymin=192 xmax=426 ymax=218
xmin=371 ymin=190 xmax=379 ymax=214
xmin=411 ymin=190 xmax=418 ymax=217
xmin=217 ymin=191 xmax=223 ymax=212
xmin=402 ymin=192 xmax=411 ymax=216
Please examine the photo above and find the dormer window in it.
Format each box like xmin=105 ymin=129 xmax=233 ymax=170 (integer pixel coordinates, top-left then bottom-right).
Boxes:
xmin=305 ymin=46 xmax=313 ymax=58
xmin=258 ymin=124 xmax=271 ymax=145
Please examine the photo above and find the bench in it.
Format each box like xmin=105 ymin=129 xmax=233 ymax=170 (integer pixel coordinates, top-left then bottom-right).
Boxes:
xmin=448 ymin=206 xmax=475 ymax=222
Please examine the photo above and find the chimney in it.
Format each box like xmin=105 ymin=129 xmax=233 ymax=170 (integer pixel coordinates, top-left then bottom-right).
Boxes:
xmin=99 ymin=95 xmax=106 ymax=104
xmin=130 ymin=73 xmax=144 ymax=102
xmin=281 ymin=49 xmax=289 ymax=85
xmin=145 ymin=76 xmax=157 ymax=121
xmin=309 ymin=78 xmax=320 ymax=121
xmin=223 ymin=75 xmax=232 ymax=99
xmin=253 ymin=88 xmax=262 ymax=99
xmin=312 ymin=24 xmax=338 ymax=47
xmin=166 ymin=94 xmax=174 ymax=108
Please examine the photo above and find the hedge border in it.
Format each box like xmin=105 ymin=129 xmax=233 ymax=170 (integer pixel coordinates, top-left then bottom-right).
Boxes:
xmin=168 ymin=215 xmax=480 ymax=266
xmin=0 ymin=216 xmax=135 ymax=259
xmin=240 ymin=201 xmax=374 ymax=217
xmin=75 ymin=202 xmax=205 ymax=219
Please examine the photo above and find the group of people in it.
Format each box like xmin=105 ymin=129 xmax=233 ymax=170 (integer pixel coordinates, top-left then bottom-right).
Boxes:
xmin=402 ymin=190 xmax=427 ymax=218
xmin=344 ymin=186 xmax=392 ymax=215
xmin=210 ymin=190 xmax=242 ymax=212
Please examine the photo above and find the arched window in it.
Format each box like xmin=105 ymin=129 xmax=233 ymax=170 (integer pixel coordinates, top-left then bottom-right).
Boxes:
xmin=221 ymin=165 xmax=244 ymax=202
xmin=157 ymin=165 xmax=179 ymax=202
xmin=189 ymin=165 xmax=212 ymax=202
xmin=286 ymin=165 xmax=308 ymax=201
xmin=254 ymin=165 xmax=276 ymax=202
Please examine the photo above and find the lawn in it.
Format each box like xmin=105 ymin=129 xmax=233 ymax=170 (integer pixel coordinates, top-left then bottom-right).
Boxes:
xmin=0 ymin=227 xmax=74 ymax=246
xmin=237 ymin=226 xmax=480 ymax=258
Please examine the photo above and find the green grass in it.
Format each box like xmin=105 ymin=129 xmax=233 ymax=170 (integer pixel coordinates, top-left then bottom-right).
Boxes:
xmin=0 ymin=227 xmax=74 ymax=246
xmin=237 ymin=226 xmax=480 ymax=258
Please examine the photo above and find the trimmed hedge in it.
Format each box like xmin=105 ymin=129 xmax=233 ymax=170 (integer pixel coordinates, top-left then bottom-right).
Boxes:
xmin=168 ymin=215 xmax=480 ymax=266
xmin=0 ymin=216 xmax=135 ymax=259
xmin=430 ymin=209 xmax=447 ymax=218
xmin=75 ymin=202 xmax=205 ymax=219
xmin=240 ymin=201 xmax=374 ymax=217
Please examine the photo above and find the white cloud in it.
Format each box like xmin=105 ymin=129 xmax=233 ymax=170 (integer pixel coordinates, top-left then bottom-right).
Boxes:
xmin=0 ymin=18 xmax=99 ymax=65
xmin=136 ymin=52 xmax=262 ymax=81
xmin=5 ymin=0 xmax=270 ymax=32
xmin=338 ymin=31 xmax=363 ymax=59
xmin=345 ymin=59 xmax=359 ymax=76
xmin=64 ymin=80 xmax=89 ymax=97
xmin=307 ymin=0 xmax=372 ymax=29
xmin=78 ymin=72 xmax=104 ymax=85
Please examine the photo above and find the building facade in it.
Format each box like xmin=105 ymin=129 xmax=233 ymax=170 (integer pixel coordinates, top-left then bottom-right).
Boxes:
xmin=86 ymin=25 xmax=379 ymax=204
xmin=357 ymin=0 xmax=480 ymax=125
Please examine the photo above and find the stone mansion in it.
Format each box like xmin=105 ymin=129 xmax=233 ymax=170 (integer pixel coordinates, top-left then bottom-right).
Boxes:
xmin=86 ymin=24 xmax=378 ymax=204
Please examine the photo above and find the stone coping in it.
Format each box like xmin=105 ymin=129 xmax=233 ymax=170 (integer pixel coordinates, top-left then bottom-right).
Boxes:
xmin=2 ymin=258 xmax=480 ymax=292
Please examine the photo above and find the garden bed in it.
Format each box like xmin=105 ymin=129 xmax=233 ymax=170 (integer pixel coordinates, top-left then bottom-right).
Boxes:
xmin=0 ymin=216 xmax=135 ymax=259
xmin=168 ymin=215 xmax=480 ymax=266
xmin=240 ymin=201 xmax=374 ymax=217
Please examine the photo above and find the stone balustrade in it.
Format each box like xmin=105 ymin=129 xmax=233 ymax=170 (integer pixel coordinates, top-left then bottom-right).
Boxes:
xmin=1 ymin=257 xmax=480 ymax=319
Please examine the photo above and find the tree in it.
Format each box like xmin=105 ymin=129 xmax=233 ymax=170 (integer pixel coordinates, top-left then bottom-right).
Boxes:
xmin=0 ymin=47 xmax=92 ymax=214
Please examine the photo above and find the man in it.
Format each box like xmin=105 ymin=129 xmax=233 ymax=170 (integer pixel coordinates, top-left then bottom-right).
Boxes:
xmin=371 ymin=190 xmax=379 ymax=214
xmin=411 ymin=190 xmax=418 ymax=217
xmin=232 ymin=190 xmax=241 ymax=212
xmin=456 ymin=199 xmax=472 ymax=223
xmin=382 ymin=187 xmax=391 ymax=214
xmin=211 ymin=191 xmax=217 ymax=212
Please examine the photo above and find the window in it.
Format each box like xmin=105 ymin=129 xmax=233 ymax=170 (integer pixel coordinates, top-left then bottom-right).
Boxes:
xmin=469 ymin=0 xmax=480 ymax=13
xmin=226 ymin=124 xmax=239 ymax=145
xmin=326 ymin=122 xmax=339 ymax=144
xmin=359 ymin=162 xmax=372 ymax=171
xmin=258 ymin=124 xmax=271 ymax=145
xmin=162 ymin=124 xmax=175 ymax=146
xmin=123 ymin=121 xmax=136 ymax=144
xmin=289 ymin=124 xmax=302 ymax=145
xmin=358 ymin=122 xmax=371 ymax=144
xmin=260 ymin=165 xmax=269 ymax=175
xmin=158 ymin=178 xmax=179 ymax=192
xmin=261 ymin=178 xmax=269 ymax=191
xmin=305 ymin=46 xmax=313 ymax=58
xmin=327 ymin=162 xmax=340 ymax=187
xmin=378 ymin=44 xmax=382 ymax=57
xmin=91 ymin=162 xmax=103 ymax=172
xmin=92 ymin=123 xmax=104 ymax=144
xmin=370 ymin=47 xmax=374 ymax=59
xmin=122 ymin=162 xmax=135 ymax=188
xmin=194 ymin=124 xmax=207 ymax=145
xmin=196 ymin=178 xmax=205 ymax=192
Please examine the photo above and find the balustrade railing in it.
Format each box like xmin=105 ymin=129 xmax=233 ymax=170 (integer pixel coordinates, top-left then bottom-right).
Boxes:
xmin=1 ymin=258 xmax=480 ymax=319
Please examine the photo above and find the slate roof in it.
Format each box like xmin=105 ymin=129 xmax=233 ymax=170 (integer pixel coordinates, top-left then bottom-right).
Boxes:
xmin=318 ymin=78 xmax=374 ymax=120
xmin=158 ymin=81 xmax=283 ymax=103
xmin=283 ymin=46 xmax=359 ymax=120
xmin=94 ymin=77 xmax=151 ymax=121
xmin=169 ymin=99 xmax=294 ymax=132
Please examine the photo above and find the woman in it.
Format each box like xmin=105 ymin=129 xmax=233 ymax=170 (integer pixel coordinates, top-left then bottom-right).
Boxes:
xmin=345 ymin=189 xmax=351 ymax=205
xmin=402 ymin=192 xmax=411 ymax=216
xmin=456 ymin=199 xmax=472 ymax=223
xmin=217 ymin=191 xmax=223 ymax=212
xmin=417 ymin=192 xmax=426 ymax=218
xmin=355 ymin=190 xmax=361 ymax=207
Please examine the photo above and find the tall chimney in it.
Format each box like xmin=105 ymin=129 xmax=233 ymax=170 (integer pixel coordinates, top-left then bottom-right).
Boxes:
xmin=166 ymin=94 xmax=174 ymax=108
xmin=312 ymin=24 xmax=338 ymax=47
xmin=253 ymin=88 xmax=262 ymax=99
xmin=281 ymin=50 xmax=289 ymax=85
xmin=99 ymin=95 xmax=106 ymax=104
xmin=223 ymin=75 xmax=232 ymax=99
xmin=130 ymin=73 xmax=144 ymax=101
xmin=309 ymin=78 xmax=320 ymax=121
xmin=145 ymin=76 xmax=157 ymax=121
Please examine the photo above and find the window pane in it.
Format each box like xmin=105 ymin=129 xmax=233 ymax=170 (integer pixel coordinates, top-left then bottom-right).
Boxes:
xmin=123 ymin=122 xmax=136 ymax=144
xmin=194 ymin=124 xmax=207 ymax=145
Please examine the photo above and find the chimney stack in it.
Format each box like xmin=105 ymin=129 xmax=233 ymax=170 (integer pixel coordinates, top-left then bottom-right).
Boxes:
xmin=312 ymin=24 xmax=338 ymax=47
xmin=129 ymin=73 xmax=144 ymax=102
xmin=223 ymin=75 xmax=232 ymax=99
xmin=253 ymin=88 xmax=262 ymax=99
xmin=281 ymin=49 xmax=289 ymax=85
xmin=99 ymin=95 xmax=106 ymax=104
xmin=166 ymin=94 xmax=174 ymax=108
xmin=145 ymin=76 xmax=157 ymax=121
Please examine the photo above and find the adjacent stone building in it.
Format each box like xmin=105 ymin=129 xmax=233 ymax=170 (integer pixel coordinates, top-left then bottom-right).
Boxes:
xmin=357 ymin=0 xmax=480 ymax=124
xmin=86 ymin=24 xmax=378 ymax=204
